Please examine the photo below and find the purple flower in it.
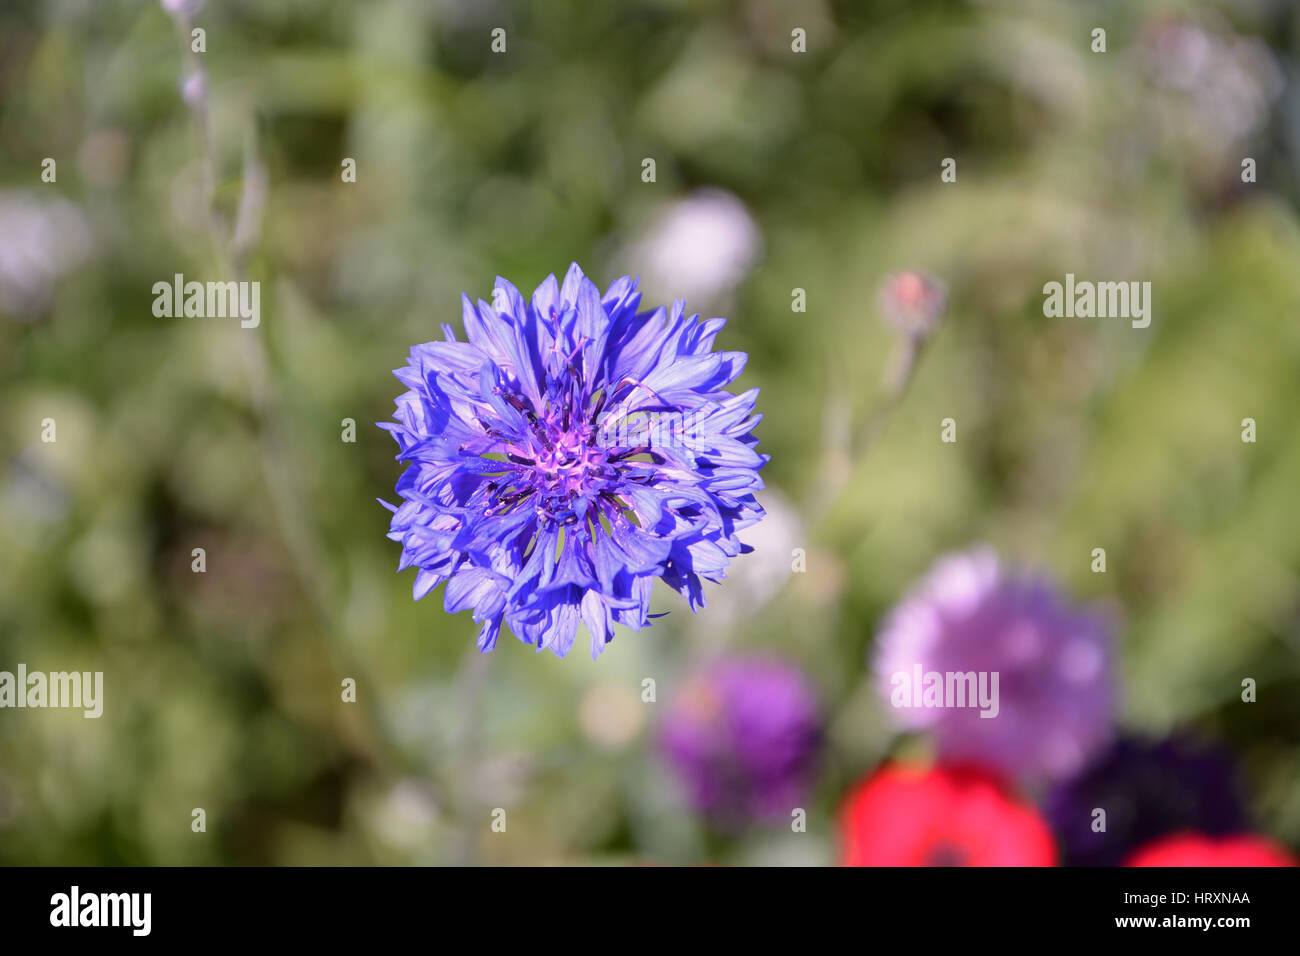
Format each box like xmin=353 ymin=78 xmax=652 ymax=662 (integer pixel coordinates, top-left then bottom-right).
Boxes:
xmin=1045 ymin=737 xmax=1246 ymax=867
xmin=873 ymin=547 xmax=1114 ymax=781
xmin=659 ymin=656 xmax=821 ymax=823
xmin=380 ymin=264 xmax=766 ymax=658
xmin=160 ymin=0 xmax=205 ymax=17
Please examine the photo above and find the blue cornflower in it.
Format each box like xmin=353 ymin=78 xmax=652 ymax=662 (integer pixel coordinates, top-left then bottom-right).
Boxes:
xmin=380 ymin=263 xmax=766 ymax=658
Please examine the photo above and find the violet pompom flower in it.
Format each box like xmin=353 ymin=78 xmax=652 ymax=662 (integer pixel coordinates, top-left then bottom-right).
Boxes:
xmin=380 ymin=264 xmax=766 ymax=658
xmin=873 ymin=548 xmax=1114 ymax=781
xmin=659 ymin=656 xmax=822 ymax=823
xmin=160 ymin=0 xmax=205 ymax=17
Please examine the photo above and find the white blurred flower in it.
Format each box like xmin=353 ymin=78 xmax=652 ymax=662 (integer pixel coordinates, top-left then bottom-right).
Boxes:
xmin=706 ymin=487 xmax=802 ymax=623
xmin=1138 ymin=16 xmax=1283 ymax=148
xmin=0 ymin=192 xmax=94 ymax=320
xmin=180 ymin=69 xmax=207 ymax=109
xmin=632 ymin=188 xmax=762 ymax=305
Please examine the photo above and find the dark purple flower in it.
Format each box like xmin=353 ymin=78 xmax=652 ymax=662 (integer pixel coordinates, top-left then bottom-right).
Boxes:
xmin=380 ymin=264 xmax=766 ymax=658
xmin=659 ymin=656 xmax=821 ymax=824
xmin=1045 ymin=737 xmax=1246 ymax=867
xmin=873 ymin=548 xmax=1114 ymax=781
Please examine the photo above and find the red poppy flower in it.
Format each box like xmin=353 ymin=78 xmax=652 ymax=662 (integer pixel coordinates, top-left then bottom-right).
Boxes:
xmin=1125 ymin=833 xmax=1297 ymax=867
xmin=839 ymin=763 xmax=1056 ymax=866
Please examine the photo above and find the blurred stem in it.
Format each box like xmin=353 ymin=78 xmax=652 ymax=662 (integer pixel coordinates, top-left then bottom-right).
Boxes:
xmin=447 ymin=647 xmax=491 ymax=865
xmin=173 ymin=14 xmax=219 ymax=253
xmin=172 ymin=13 xmax=334 ymax=620
xmin=173 ymin=12 xmax=497 ymax=866
xmin=807 ymin=334 xmax=928 ymax=527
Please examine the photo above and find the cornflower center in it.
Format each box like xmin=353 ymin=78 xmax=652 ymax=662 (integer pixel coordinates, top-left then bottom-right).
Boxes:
xmin=484 ymin=371 xmax=625 ymax=527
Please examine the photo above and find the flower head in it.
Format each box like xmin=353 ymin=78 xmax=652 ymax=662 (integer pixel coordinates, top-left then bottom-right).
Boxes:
xmin=381 ymin=264 xmax=766 ymax=658
xmin=878 ymin=270 xmax=946 ymax=340
xmin=873 ymin=547 xmax=1114 ymax=781
xmin=839 ymin=763 xmax=1056 ymax=866
xmin=1045 ymin=737 xmax=1246 ymax=867
xmin=160 ymin=0 xmax=205 ymax=17
xmin=1137 ymin=14 xmax=1282 ymax=147
xmin=1125 ymin=833 xmax=1296 ymax=867
xmin=658 ymin=656 xmax=821 ymax=824
xmin=0 ymin=191 xmax=94 ymax=320
xmin=180 ymin=70 xmax=207 ymax=109
xmin=631 ymin=189 xmax=761 ymax=305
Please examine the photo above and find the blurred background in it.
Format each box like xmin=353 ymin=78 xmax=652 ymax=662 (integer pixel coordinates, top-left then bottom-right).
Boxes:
xmin=2 ymin=0 xmax=1299 ymax=866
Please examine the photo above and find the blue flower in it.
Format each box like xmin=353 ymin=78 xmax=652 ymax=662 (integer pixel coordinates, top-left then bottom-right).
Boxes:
xmin=380 ymin=263 xmax=766 ymax=658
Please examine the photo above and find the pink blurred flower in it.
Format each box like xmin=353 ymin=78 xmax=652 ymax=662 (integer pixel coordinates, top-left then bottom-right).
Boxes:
xmin=874 ymin=547 xmax=1114 ymax=781
xmin=878 ymin=270 xmax=946 ymax=339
